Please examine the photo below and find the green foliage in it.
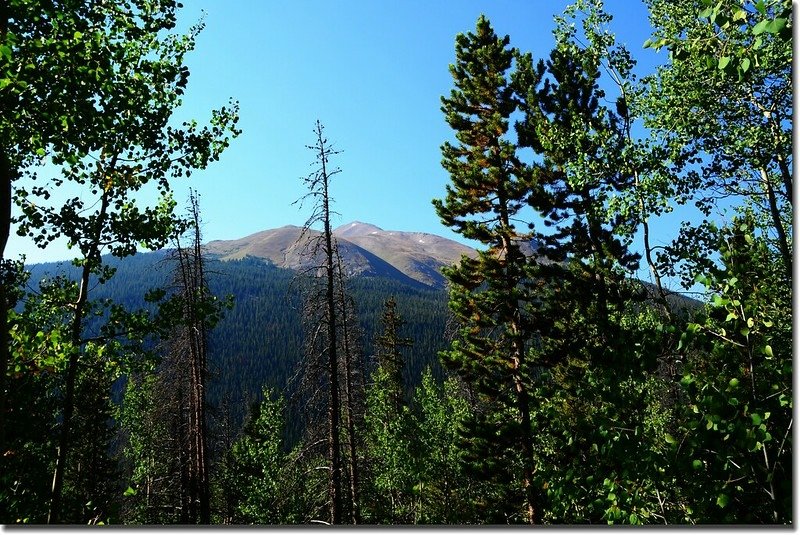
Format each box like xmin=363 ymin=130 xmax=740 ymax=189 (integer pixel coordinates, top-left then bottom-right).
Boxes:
xmin=60 ymin=344 xmax=121 ymax=525
xmin=362 ymin=367 xmax=479 ymax=524
xmin=434 ymin=15 xmax=543 ymax=523
xmin=216 ymin=388 xmax=330 ymax=525
xmin=670 ymin=216 xmax=791 ymax=522
xmin=361 ymin=294 xmax=416 ymax=523
xmin=1 ymin=0 xmax=793 ymax=526
xmin=228 ymin=389 xmax=289 ymax=524
xmin=0 ymin=269 xmax=63 ymax=524
xmin=408 ymin=371 xmax=477 ymax=524
xmin=636 ymin=2 xmax=793 ymax=521
xmin=433 ymin=0 xmax=792 ymax=526
xmin=3 ymin=2 xmax=239 ymax=523
xmin=117 ymin=372 xmax=168 ymax=524
xmin=363 ymin=365 xmax=416 ymax=523
xmin=643 ymin=0 xmax=792 ymax=283
xmin=644 ymin=0 xmax=791 ymax=80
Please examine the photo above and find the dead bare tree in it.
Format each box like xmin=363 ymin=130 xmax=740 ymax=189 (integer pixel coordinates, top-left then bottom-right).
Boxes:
xmin=292 ymin=120 xmax=345 ymax=524
xmin=335 ymin=248 xmax=365 ymax=524
xmin=290 ymin=121 xmax=367 ymax=525
xmin=168 ymin=190 xmax=213 ymax=524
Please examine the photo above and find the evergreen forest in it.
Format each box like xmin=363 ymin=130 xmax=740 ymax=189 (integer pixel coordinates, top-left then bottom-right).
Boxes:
xmin=0 ymin=0 xmax=792 ymax=525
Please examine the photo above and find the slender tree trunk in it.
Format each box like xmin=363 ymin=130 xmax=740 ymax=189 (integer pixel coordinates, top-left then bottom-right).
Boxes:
xmin=0 ymin=135 xmax=12 ymax=457
xmin=297 ymin=122 xmax=345 ymax=524
xmin=341 ymin=339 xmax=360 ymax=525
xmin=0 ymin=0 xmax=8 ymax=266
xmin=0 ymin=265 xmax=9 ymax=456
xmin=759 ymin=167 xmax=792 ymax=284
xmin=0 ymin=2 xmax=15 ymax=458
xmin=190 ymin=197 xmax=210 ymax=524
xmin=174 ymin=193 xmax=211 ymax=524
xmin=321 ymin=145 xmax=342 ymax=525
xmin=776 ymin=155 xmax=792 ymax=208
xmin=175 ymin=248 xmax=196 ymax=523
xmin=618 ymin=84 xmax=669 ymax=309
xmin=639 ymin=204 xmax=668 ymax=305
xmin=631 ymin=164 xmax=668 ymax=309
xmin=497 ymin=197 xmax=538 ymax=525
xmin=325 ymin=266 xmax=341 ymax=525
xmin=758 ymin=105 xmax=793 ymax=209
xmin=48 ymin=179 xmax=112 ymax=523
xmin=178 ymin=386 xmax=190 ymax=524
xmin=337 ymin=257 xmax=361 ymax=524
xmin=48 ymin=260 xmax=92 ymax=523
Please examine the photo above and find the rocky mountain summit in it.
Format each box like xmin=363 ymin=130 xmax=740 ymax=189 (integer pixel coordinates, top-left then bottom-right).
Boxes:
xmin=203 ymin=221 xmax=477 ymax=288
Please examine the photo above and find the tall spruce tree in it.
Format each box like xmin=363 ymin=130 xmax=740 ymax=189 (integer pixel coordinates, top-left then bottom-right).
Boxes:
xmin=374 ymin=296 xmax=412 ymax=416
xmin=363 ymin=296 xmax=413 ymax=523
xmin=433 ymin=15 xmax=541 ymax=524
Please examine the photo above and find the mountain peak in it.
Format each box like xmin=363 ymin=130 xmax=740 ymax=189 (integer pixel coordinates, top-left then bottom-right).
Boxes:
xmin=333 ymin=221 xmax=384 ymax=237
xmin=204 ymin=221 xmax=477 ymax=288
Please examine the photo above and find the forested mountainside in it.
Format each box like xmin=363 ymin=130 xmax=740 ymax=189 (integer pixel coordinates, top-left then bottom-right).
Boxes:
xmin=27 ymin=252 xmax=450 ymax=426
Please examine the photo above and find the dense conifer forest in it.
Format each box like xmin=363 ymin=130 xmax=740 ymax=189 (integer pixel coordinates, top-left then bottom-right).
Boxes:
xmin=0 ymin=0 xmax=792 ymax=525
xmin=28 ymin=253 xmax=450 ymax=422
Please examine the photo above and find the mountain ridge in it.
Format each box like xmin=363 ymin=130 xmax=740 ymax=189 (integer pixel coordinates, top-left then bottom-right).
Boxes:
xmin=204 ymin=221 xmax=477 ymax=288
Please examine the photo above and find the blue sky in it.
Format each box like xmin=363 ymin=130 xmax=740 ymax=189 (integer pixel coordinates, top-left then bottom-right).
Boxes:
xmin=10 ymin=0 xmax=678 ymax=273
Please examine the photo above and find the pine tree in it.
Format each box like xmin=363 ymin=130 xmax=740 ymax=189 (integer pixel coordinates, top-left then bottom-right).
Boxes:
xmin=433 ymin=15 xmax=541 ymax=524
xmin=373 ymin=296 xmax=412 ymax=416
xmin=363 ymin=296 xmax=413 ymax=523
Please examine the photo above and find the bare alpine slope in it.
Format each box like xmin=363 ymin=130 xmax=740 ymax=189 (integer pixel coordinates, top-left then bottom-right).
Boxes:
xmin=203 ymin=221 xmax=476 ymax=288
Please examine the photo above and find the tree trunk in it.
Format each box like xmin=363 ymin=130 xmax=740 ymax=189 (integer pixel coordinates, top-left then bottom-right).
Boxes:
xmin=321 ymin=142 xmax=342 ymax=526
xmin=0 ymin=141 xmax=12 ymax=455
xmin=178 ymin=388 xmax=190 ymax=524
xmin=497 ymin=197 xmax=538 ymax=525
xmin=174 ymin=192 xmax=211 ymax=523
xmin=337 ymin=258 xmax=361 ymax=524
xmin=48 ymin=261 xmax=92 ymax=523
xmin=341 ymin=340 xmax=360 ymax=524
xmin=189 ymin=199 xmax=210 ymax=524
xmin=776 ymin=154 xmax=792 ymax=208
xmin=759 ymin=167 xmax=792 ymax=284
xmin=48 ymin=178 xmax=112 ymax=523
